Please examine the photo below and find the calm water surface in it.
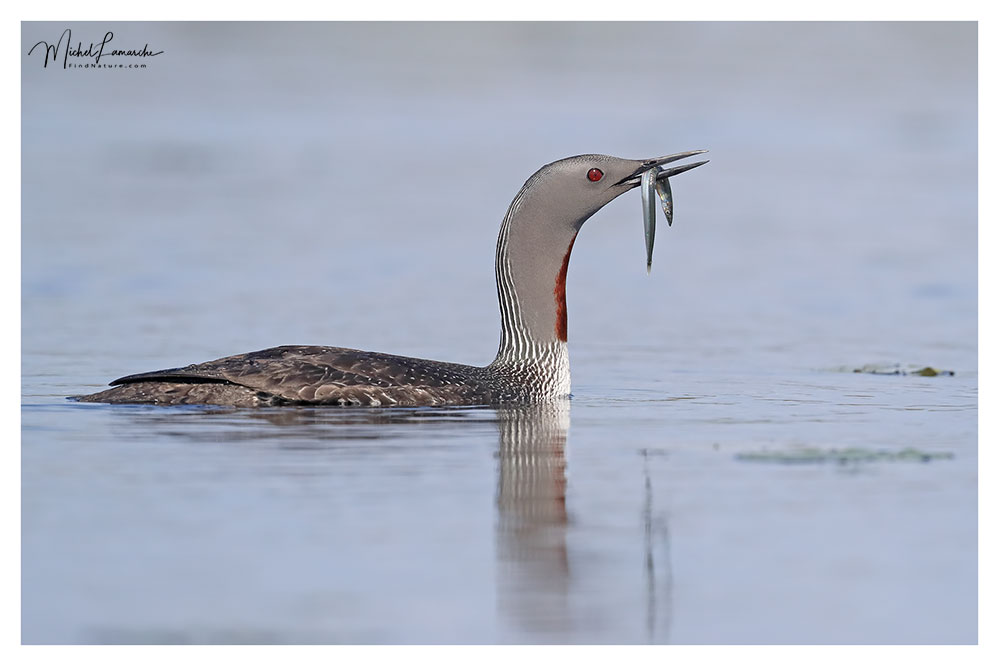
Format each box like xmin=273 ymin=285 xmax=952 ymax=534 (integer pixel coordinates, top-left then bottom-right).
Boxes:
xmin=21 ymin=22 xmax=977 ymax=643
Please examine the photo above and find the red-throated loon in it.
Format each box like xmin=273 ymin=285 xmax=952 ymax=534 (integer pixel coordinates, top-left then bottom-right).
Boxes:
xmin=76 ymin=151 xmax=707 ymax=407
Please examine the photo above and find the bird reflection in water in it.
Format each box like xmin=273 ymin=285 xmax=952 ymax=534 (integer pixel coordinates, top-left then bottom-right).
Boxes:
xmin=494 ymin=405 xmax=674 ymax=643
xmin=641 ymin=447 xmax=673 ymax=644
xmin=495 ymin=404 xmax=570 ymax=639
xmin=100 ymin=402 xmax=673 ymax=642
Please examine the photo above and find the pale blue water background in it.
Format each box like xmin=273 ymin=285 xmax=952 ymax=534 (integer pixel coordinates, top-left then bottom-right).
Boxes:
xmin=21 ymin=22 xmax=977 ymax=643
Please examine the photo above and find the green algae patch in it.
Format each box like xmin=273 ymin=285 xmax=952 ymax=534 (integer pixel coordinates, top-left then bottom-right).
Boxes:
xmin=735 ymin=446 xmax=955 ymax=465
xmin=911 ymin=367 xmax=950 ymax=376
xmin=851 ymin=364 xmax=955 ymax=376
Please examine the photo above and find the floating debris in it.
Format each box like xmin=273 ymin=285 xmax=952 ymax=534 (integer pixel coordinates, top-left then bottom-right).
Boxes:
xmin=736 ymin=446 xmax=955 ymax=465
xmin=852 ymin=364 xmax=955 ymax=376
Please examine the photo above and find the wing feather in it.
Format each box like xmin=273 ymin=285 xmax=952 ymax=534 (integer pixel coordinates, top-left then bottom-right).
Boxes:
xmin=110 ymin=345 xmax=499 ymax=406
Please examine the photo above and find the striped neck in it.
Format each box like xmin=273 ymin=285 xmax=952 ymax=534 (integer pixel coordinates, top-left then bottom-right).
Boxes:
xmin=488 ymin=196 xmax=575 ymax=398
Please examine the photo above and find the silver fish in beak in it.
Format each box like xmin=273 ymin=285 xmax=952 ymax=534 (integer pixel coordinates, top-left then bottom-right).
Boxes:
xmin=655 ymin=172 xmax=673 ymax=227
xmin=638 ymin=153 xmax=707 ymax=272
xmin=641 ymin=167 xmax=657 ymax=273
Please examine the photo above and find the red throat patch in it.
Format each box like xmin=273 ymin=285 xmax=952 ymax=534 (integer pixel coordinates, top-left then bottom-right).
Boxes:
xmin=554 ymin=234 xmax=577 ymax=342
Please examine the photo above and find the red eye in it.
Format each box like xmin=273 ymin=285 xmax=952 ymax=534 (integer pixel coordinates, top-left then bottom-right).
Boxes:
xmin=587 ymin=168 xmax=603 ymax=182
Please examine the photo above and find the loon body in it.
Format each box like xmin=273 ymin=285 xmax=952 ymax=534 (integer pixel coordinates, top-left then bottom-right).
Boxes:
xmin=76 ymin=152 xmax=706 ymax=407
